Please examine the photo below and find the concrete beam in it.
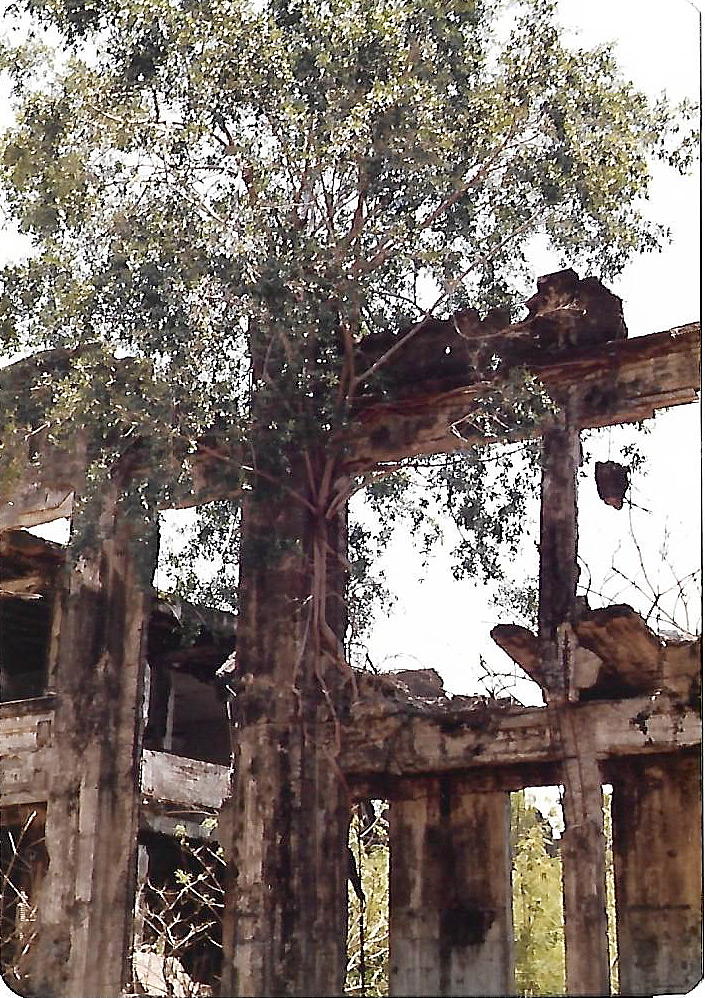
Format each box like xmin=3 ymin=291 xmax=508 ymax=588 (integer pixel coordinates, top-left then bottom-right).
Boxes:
xmin=141 ymin=749 xmax=229 ymax=810
xmin=3 ymin=694 xmax=699 ymax=808
xmin=344 ymin=324 xmax=700 ymax=471
xmin=1 ymin=324 xmax=699 ymax=524
xmin=339 ymin=693 xmax=701 ymax=780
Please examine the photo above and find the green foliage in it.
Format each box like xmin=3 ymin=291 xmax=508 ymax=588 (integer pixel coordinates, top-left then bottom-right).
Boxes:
xmin=346 ymin=807 xmax=389 ymax=997
xmin=494 ymin=577 xmax=539 ymax=630
xmin=603 ymin=787 xmax=619 ymax=996
xmin=362 ymin=435 xmax=542 ymax=587
xmin=511 ymin=791 xmax=565 ymax=997
xmin=347 ymin=516 xmax=397 ymax=653
xmin=0 ymin=0 xmax=695 ymax=589
xmin=2 ymin=0 xmax=693 ymax=342
xmin=158 ymin=502 xmax=240 ymax=613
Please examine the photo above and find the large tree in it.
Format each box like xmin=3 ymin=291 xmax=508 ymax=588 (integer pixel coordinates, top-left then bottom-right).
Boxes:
xmin=0 ymin=0 xmax=693 ymax=505
xmin=0 ymin=1 xmax=694 ymax=994
xmin=0 ymin=0 xmax=694 ymax=621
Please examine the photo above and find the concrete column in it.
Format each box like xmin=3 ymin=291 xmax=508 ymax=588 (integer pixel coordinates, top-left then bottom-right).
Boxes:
xmin=611 ymin=752 xmax=702 ymax=996
xmin=28 ymin=484 xmax=157 ymax=998
xmin=388 ymin=778 xmax=513 ymax=997
xmin=560 ymin=750 xmax=611 ymax=996
xmin=219 ymin=462 xmax=350 ymax=998
xmin=539 ymin=424 xmax=611 ymax=996
xmin=538 ymin=425 xmax=581 ymax=698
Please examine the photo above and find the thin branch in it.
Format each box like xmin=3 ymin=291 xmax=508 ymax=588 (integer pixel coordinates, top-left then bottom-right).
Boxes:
xmin=353 ymin=112 xmax=526 ymax=278
xmin=352 ymin=208 xmax=545 ymax=389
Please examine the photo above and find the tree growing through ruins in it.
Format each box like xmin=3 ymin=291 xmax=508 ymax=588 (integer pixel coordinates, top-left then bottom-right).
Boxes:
xmin=0 ymin=0 xmax=695 ymax=993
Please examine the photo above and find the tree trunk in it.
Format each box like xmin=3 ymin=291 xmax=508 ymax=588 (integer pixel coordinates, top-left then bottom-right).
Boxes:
xmin=220 ymin=455 xmax=351 ymax=997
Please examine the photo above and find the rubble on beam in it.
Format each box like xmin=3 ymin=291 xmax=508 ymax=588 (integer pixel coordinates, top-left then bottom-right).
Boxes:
xmin=354 ymin=269 xmax=628 ymax=398
xmin=346 ymin=322 xmax=700 ymax=471
xmin=491 ymin=606 xmax=701 ymax=703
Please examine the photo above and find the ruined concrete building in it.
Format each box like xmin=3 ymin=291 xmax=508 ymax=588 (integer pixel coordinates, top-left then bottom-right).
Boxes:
xmin=0 ymin=270 xmax=701 ymax=997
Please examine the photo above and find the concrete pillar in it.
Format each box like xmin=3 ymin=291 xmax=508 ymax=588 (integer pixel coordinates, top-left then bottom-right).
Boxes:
xmin=539 ymin=424 xmax=611 ymax=996
xmin=560 ymin=750 xmax=611 ymax=996
xmin=538 ymin=425 xmax=581 ymax=698
xmin=219 ymin=462 xmax=350 ymax=998
xmin=388 ymin=778 xmax=513 ymax=997
xmin=611 ymin=751 xmax=702 ymax=996
xmin=28 ymin=484 xmax=157 ymax=998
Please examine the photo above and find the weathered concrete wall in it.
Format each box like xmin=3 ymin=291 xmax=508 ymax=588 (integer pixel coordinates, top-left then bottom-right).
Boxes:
xmin=0 ymin=697 xmax=55 ymax=806
xmin=389 ymin=778 xmax=513 ymax=997
xmin=611 ymin=751 xmax=702 ymax=996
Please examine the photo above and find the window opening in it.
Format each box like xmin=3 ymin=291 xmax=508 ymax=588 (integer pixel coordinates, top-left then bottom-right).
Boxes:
xmin=511 ymin=787 xmax=565 ymax=997
xmin=346 ymin=799 xmax=389 ymax=997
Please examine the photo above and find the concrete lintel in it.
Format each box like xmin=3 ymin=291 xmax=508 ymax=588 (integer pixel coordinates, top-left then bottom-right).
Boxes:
xmin=2 ymin=694 xmax=700 ymax=809
xmin=340 ymin=693 xmax=701 ymax=779
xmin=141 ymin=749 xmax=230 ymax=811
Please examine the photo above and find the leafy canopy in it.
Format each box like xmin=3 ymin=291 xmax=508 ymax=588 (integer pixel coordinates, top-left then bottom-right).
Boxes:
xmin=0 ymin=0 xmax=695 ymax=599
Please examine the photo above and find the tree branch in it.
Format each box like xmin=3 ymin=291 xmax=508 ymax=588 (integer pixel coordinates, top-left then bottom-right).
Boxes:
xmin=352 ymin=207 xmax=546 ymax=389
